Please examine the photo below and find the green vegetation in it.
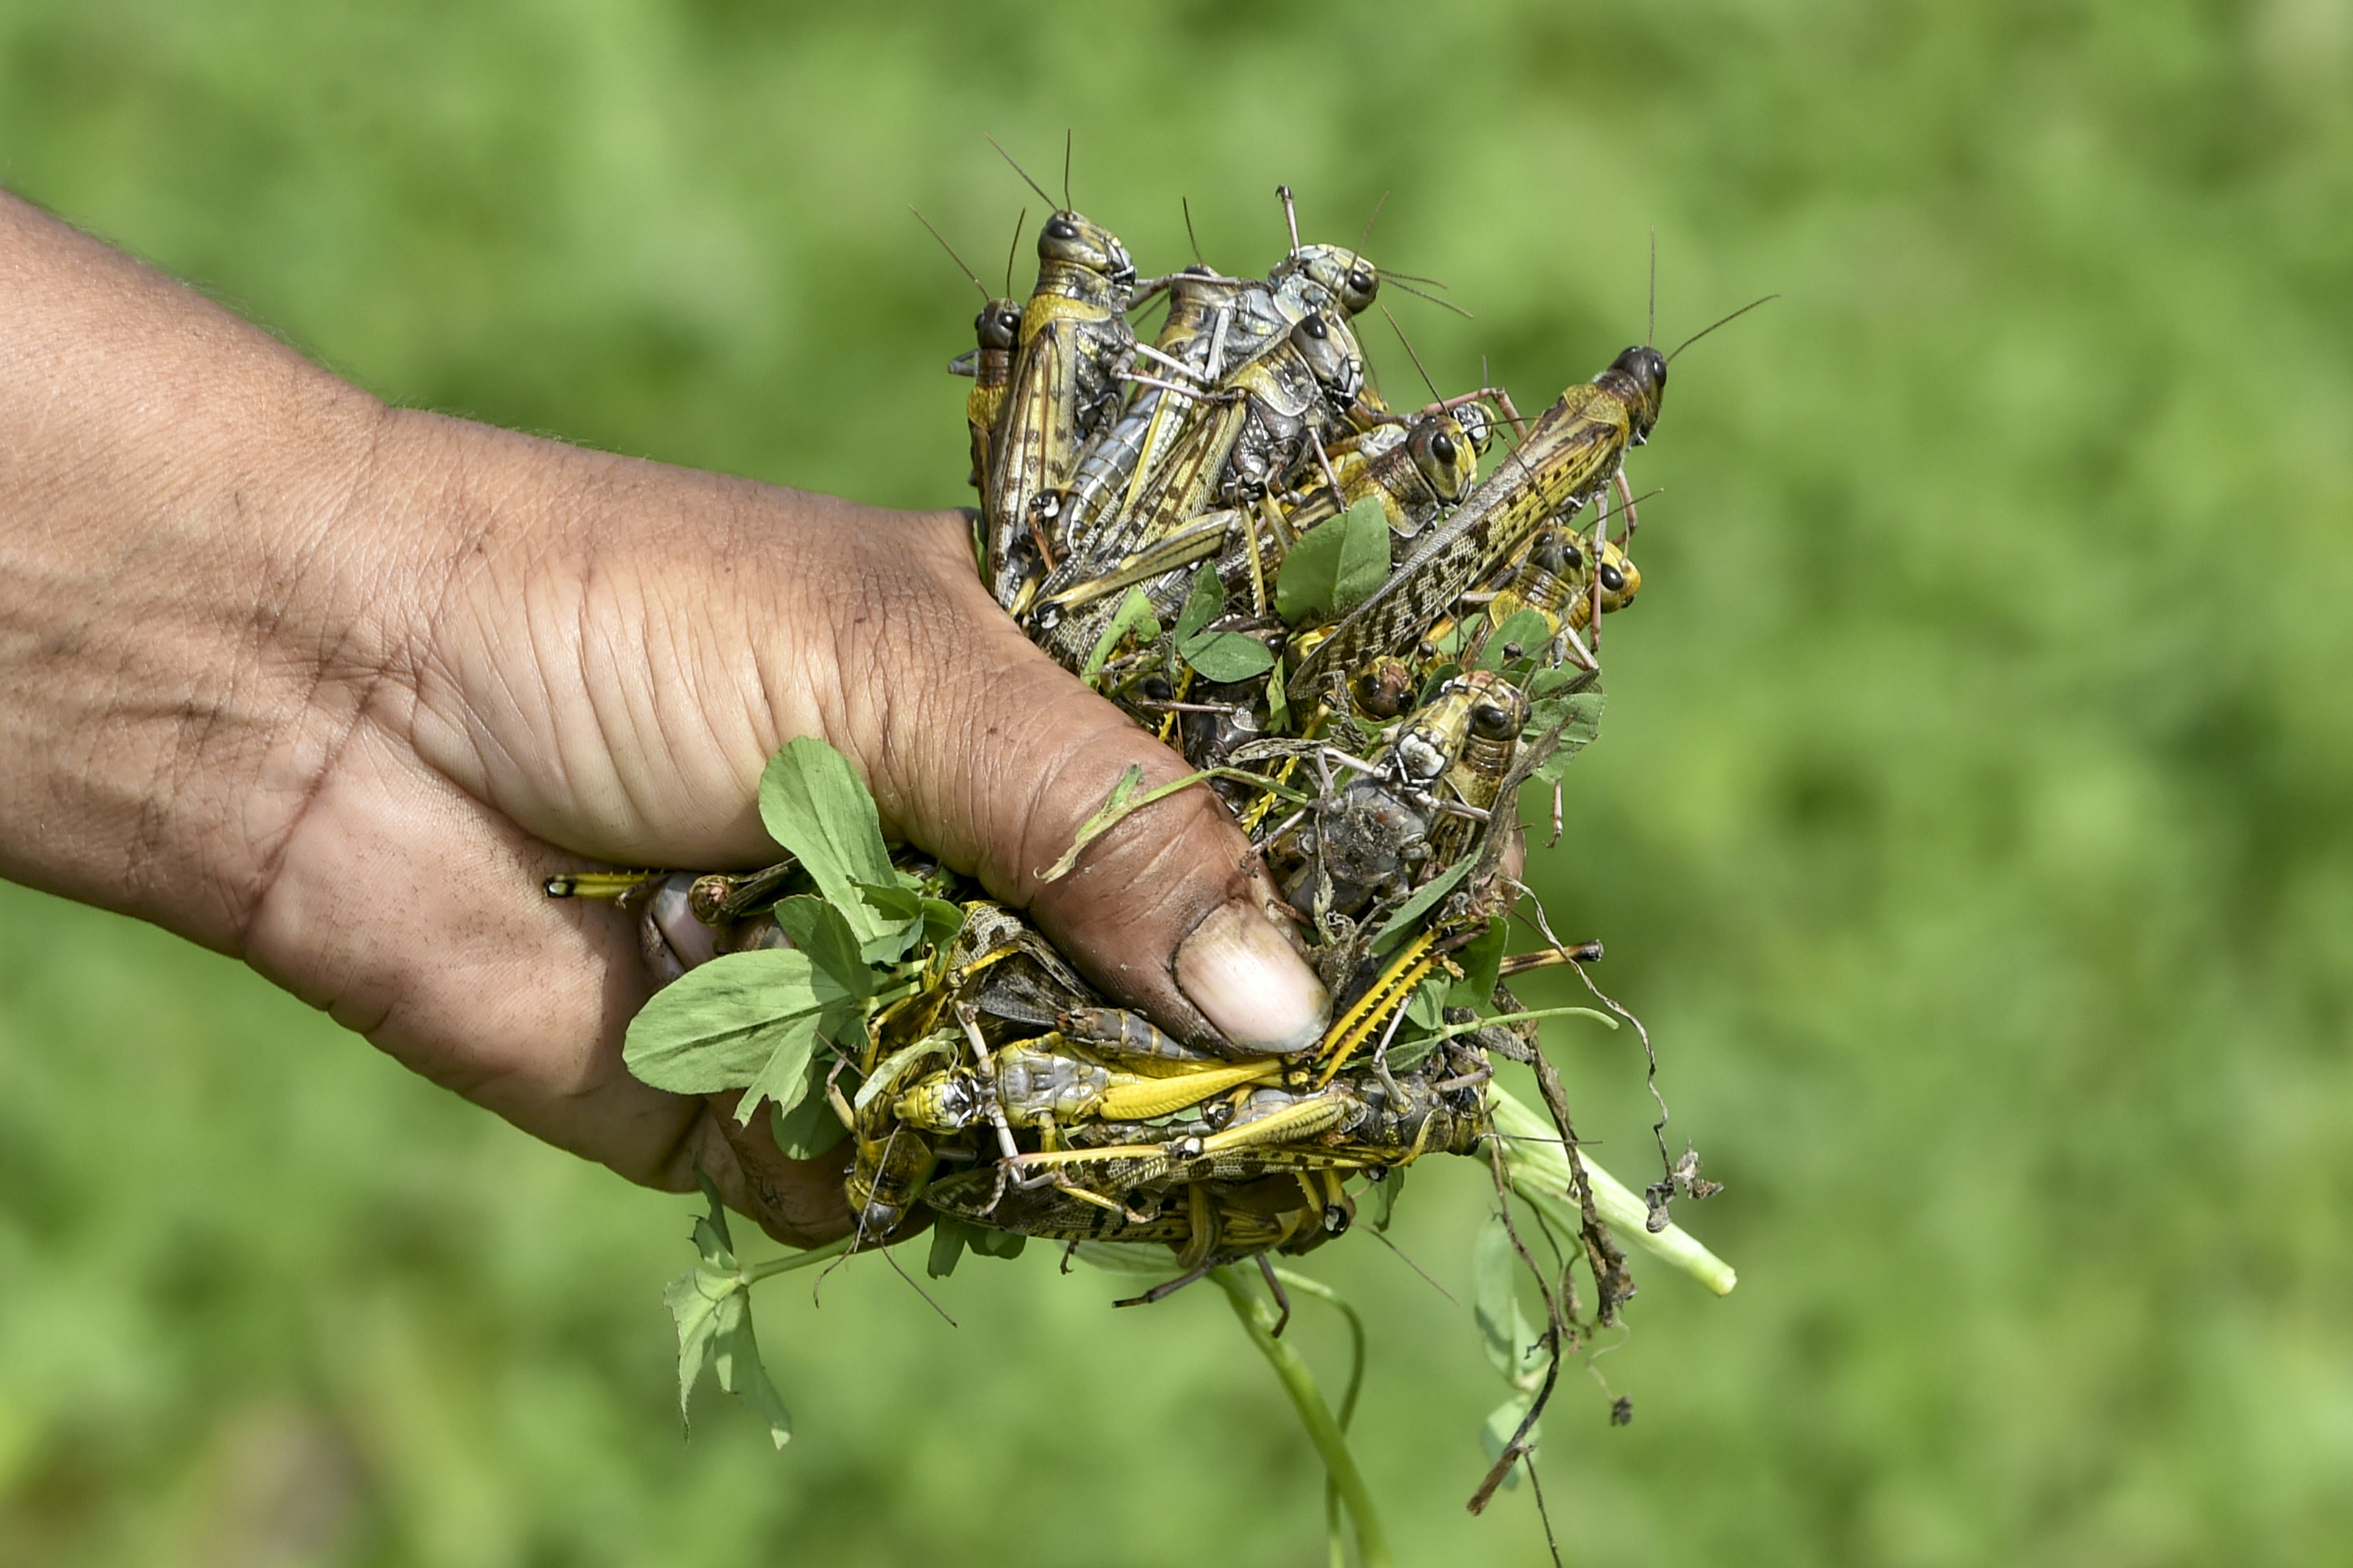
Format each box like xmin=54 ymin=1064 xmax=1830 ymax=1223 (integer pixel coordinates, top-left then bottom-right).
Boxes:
xmin=3 ymin=1 xmax=2349 ymax=1562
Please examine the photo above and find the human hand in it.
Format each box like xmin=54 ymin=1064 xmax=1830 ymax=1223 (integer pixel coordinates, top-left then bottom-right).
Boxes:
xmin=0 ymin=191 xmax=1331 ymax=1246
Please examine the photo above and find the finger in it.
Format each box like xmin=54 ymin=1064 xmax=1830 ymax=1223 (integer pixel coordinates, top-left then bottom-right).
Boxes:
xmin=832 ymin=512 xmax=1332 ymax=1054
xmin=239 ymin=715 xmax=850 ymax=1243
xmin=694 ymin=1092 xmax=857 ymax=1247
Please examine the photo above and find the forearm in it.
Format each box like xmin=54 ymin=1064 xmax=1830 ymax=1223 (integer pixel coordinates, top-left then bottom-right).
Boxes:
xmin=0 ymin=189 xmax=401 ymax=948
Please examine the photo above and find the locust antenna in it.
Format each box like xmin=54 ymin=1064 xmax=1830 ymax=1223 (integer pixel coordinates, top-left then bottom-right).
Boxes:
xmin=1384 ymin=269 xmax=1450 ymax=287
xmin=1003 ymin=206 xmax=1026 ymax=296
xmin=1381 ymin=303 xmax=1445 ymax=405
xmin=1182 ymin=196 xmax=1205 ymax=267
xmin=1277 ymin=183 xmax=1301 ymax=255
xmin=1061 ymin=128 xmax=1073 ymax=211
xmin=1666 ymin=293 xmax=1780 ymax=362
xmin=1365 ymin=1223 xmax=1459 ymax=1306
xmin=1647 ymin=227 xmax=1657 ymax=348
xmin=908 ymin=207 xmax=989 ymax=302
xmin=985 ymin=133 xmax=1059 ymax=211
xmin=1389 ymin=279 xmax=1473 ymax=318
xmin=1350 ymin=190 xmax=1389 ymax=267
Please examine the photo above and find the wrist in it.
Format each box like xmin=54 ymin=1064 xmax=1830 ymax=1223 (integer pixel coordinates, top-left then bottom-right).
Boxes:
xmin=0 ymin=193 xmax=421 ymax=946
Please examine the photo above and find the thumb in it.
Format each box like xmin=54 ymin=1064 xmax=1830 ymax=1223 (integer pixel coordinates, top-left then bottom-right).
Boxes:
xmin=835 ymin=512 xmax=1331 ymax=1055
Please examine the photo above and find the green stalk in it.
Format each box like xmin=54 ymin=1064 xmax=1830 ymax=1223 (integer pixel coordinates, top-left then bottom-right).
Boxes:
xmin=741 ymin=1234 xmax=854 ymax=1284
xmin=1488 ymin=1084 xmax=1738 ymax=1295
xmin=1213 ymin=1267 xmax=1393 ymax=1568
xmin=1274 ymin=1270 xmax=1367 ymax=1568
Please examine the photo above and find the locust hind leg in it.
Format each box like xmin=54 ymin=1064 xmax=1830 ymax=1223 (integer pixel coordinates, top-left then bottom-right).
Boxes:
xmin=1113 ymin=1262 xmax=1215 ymax=1311
xmin=1256 ymin=1253 xmax=1292 ymax=1338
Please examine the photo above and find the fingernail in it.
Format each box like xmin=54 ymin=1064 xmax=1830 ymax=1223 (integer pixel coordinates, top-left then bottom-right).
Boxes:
xmin=1175 ymin=900 xmax=1331 ymax=1053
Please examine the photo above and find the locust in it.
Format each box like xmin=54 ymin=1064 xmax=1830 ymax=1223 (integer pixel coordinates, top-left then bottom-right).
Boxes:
xmin=892 ymin=1039 xmax=1282 ymax=1144
xmin=916 ymin=208 xmax=1028 ymax=496
xmin=1271 ymin=404 xmax=1482 ymax=551
xmin=1026 ymin=307 xmax=1367 ymax=665
xmin=1281 ymin=343 xmax=1669 ymax=709
xmin=1051 ymin=263 xmax=1251 ymax=561
xmin=981 ymin=143 xmax=1138 ymax=610
xmin=1270 ymin=669 xmax=1527 ymax=923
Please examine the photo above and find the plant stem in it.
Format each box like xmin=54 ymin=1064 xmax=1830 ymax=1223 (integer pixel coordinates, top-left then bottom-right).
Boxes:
xmin=1274 ymin=1270 xmax=1367 ymax=1568
xmin=741 ymin=1234 xmax=854 ymax=1284
xmin=1213 ymin=1267 xmax=1393 ymax=1568
xmin=1488 ymin=1084 xmax=1738 ymax=1295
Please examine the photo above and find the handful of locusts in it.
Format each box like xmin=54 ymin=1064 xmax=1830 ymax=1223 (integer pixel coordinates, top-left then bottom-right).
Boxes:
xmin=555 ymin=154 xmax=1751 ymax=1533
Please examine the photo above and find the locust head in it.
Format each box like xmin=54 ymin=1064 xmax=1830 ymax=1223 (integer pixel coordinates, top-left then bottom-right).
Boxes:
xmin=1289 ymin=311 xmax=1365 ymax=410
xmin=974 ymin=298 xmax=1022 ymax=352
xmin=1406 ymin=412 xmax=1478 ymax=505
xmin=1274 ymin=243 xmax=1380 ymax=316
xmin=1038 ymin=210 xmax=1135 ymax=291
xmin=1602 ymin=344 xmax=1669 ymax=444
xmin=1594 ymin=537 xmax=1641 ymax=613
xmin=1452 ymin=399 xmax=1497 ymax=455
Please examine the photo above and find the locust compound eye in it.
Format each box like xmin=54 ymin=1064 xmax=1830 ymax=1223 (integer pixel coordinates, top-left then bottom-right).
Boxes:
xmin=1298 ymin=312 xmax=1329 ymax=340
xmin=1349 ymin=268 xmax=1374 ymax=296
xmin=1599 ymin=563 xmax=1627 ymax=593
xmin=1560 ymin=540 xmax=1585 ymax=569
xmin=1046 ymin=216 xmax=1079 ymax=242
xmin=1140 ymin=676 xmax=1175 ymax=703
xmin=1429 ymin=431 xmax=1457 ymax=466
xmin=1471 ymin=702 xmax=1521 ymax=741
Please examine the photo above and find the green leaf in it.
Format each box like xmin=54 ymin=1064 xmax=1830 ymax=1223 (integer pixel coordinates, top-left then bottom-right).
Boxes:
xmin=1174 ymin=564 xmax=1224 ymax=643
xmin=1332 ymin=495 xmax=1392 ymax=613
xmin=1524 ymin=681 xmax=1606 ymax=788
xmin=666 ymin=1173 xmax=797 ymax=1450
xmin=1180 ymin=631 xmax=1277 ymax=683
xmin=1035 ymin=763 xmax=1146 ymax=882
xmin=968 ymin=1225 xmax=1028 ymax=1259
xmin=1274 ymin=496 xmax=1390 ymax=622
xmin=1446 ymin=920 xmax=1509 ymax=1012
xmin=1479 ymin=609 xmax=1555 ymax=671
xmin=1274 ymin=510 xmax=1347 ymax=622
xmin=736 ymin=1006 xmax=850 ymax=1125
xmin=624 ymin=948 xmax=852 ymax=1095
xmin=1264 ymin=653 xmax=1289 ymax=730
xmin=757 ymin=739 xmax=900 ymax=948
xmin=1474 ymin=1213 xmax=1549 ymax=1386
xmin=768 ymin=896 xmax=876 ymax=998
xmin=1363 ymin=1169 xmax=1404 ymax=1232
xmin=1082 ymin=587 xmax=1164 ymax=681
xmin=927 ymin=1217 xmax=976 ymax=1278
xmin=768 ymin=1065 xmax=849 ymax=1159
xmin=918 ymin=898 xmax=965 ymax=948
xmin=713 ymin=1302 xmax=795 ymax=1449
xmin=1407 ymin=975 xmax=1447 ymax=1029
xmin=1368 ymin=858 xmax=1477 ymax=953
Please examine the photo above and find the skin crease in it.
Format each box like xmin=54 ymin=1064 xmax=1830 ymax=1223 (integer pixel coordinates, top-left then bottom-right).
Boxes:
xmin=0 ymin=189 xmax=1349 ymax=1247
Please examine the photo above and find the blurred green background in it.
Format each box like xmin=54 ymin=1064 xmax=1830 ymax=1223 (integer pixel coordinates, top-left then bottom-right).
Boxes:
xmin=4 ymin=1 xmax=2350 ymax=1563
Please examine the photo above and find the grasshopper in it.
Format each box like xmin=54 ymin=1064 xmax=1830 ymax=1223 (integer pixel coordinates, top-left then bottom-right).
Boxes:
xmin=1026 ymin=308 xmax=1366 ymax=665
xmin=915 ymin=207 xmax=1028 ymax=497
xmin=892 ymin=1040 xmax=1282 ymax=1142
xmin=1477 ymin=524 xmax=1640 ymax=664
xmin=982 ymin=183 xmax=1138 ymax=609
xmin=1273 ymin=404 xmax=1482 ymax=551
xmin=1282 ymin=345 xmax=1668 ymax=708
xmin=1273 ymin=670 xmax=1527 ymax=922
xmin=1053 ymin=264 xmax=1250 ymax=557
